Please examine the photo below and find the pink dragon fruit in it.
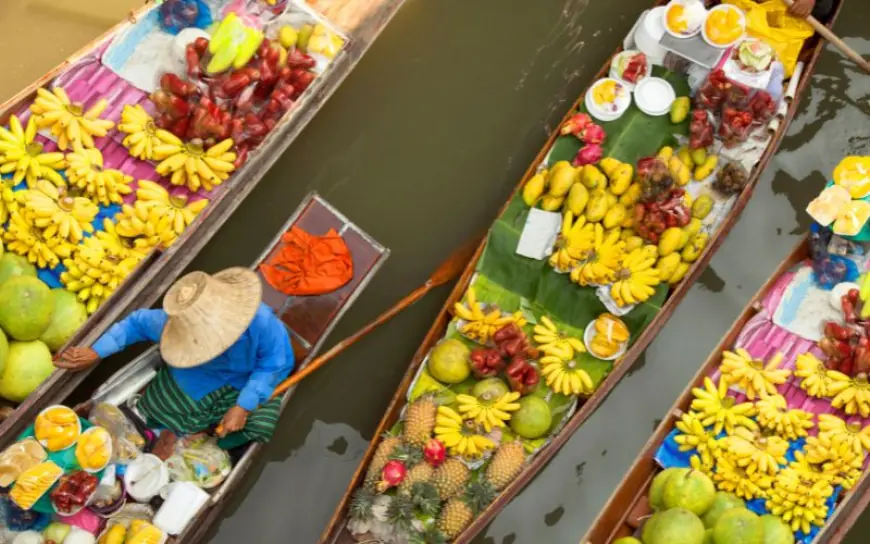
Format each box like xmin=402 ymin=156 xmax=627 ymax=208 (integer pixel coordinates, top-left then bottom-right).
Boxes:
xmin=560 ymin=113 xmax=593 ymax=136
xmin=580 ymin=123 xmax=606 ymax=145
xmin=573 ymin=143 xmax=604 ymax=166
xmin=376 ymin=460 xmax=407 ymax=492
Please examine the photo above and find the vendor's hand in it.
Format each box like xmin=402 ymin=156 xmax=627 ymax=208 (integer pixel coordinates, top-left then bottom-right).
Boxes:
xmin=787 ymin=0 xmax=815 ymax=18
xmin=53 ymin=347 xmax=101 ymax=371
xmin=217 ymin=406 xmax=248 ymax=437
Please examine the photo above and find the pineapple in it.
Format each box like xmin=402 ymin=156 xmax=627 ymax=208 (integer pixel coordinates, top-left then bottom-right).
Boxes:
xmin=404 ymin=397 xmax=437 ymax=447
xmin=436 ymin=481 xmax=495 ymax=540
xmin=485 ymin=441 xmax=526 ymax=491
xmin=399 ymin=462 xmax=435 ymax=495
xmin=363 ymin=435 xmax=401 ymax=489
xmin=432 ymin=458 xmax=470 ymax=500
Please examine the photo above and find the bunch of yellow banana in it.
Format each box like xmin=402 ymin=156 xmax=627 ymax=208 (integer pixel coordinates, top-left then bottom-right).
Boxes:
xmin=532 ymin=315 xmax=586 ymax=359
xmin=433 ymin=406 xmax=495 ymax=458
xmin=803 ymin=434 xmax=864 ymax=489
xmin=118 ymin=104 xmax=162 ymax=161
xmin=719 ymin=349 xmax=790 ymax=400
xmin=816 ymin=414 xmax=870 ymax=454
xmin=794 ymin=352 xmax=832 ymax=398
xmin=827 ymin=371 xmax=870 ymax=417
xmin=153 ymin=136 xmax=236 ymax=193
xmin=60 ymin=225 xmax=147 ymax=314
xmin=124 ymin=180 xmax=210 ymax=244
xmin=455 ymin=392 xmax=521 ymax=432
xmin=65 ymin=147 xmax=133 ymax=206
xmin=539 ymin=356 xmax=595 ymax=396
xmin=114 ymin=201 xmax=178 ymax=250
xmin=569 ymin=226 xmax=624 ymax=286
xmin=712 ymin=455 xmax=773 ymax=500
xmin=0 ymin=179 xmax=21 ymax=225
xmin=0 ymin=114 xmax=66 ymax=187
xmin=453 ymin=287 xmax=522 ymax=344
xmin=673 ymin=411 xmax=722 ymax=469
xmin=609 ymin=246 xmax=661 ymax=307
xmin=22 ymin=180 xmax=98 ymax=244
xmin=3 ymin=210 xmax=74 ymax=269
xmin=690 ymin=376 xmax=757 ymax=435
xmin=548 ymin=214 xmax=594 ymax=272
xmin=754 ymin=394 xmax=814 ymax=441
xmin=30 ymin=87 xmax=114 ymax=150
xmin=766 ymin=463 xmax=833 ymax=535
xmin=721 ymin=426 xmax=788 ymax=476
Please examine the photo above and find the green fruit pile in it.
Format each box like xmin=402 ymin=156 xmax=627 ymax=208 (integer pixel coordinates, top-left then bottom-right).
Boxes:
xmin=633 ymin=468 xmax=795 ymax=544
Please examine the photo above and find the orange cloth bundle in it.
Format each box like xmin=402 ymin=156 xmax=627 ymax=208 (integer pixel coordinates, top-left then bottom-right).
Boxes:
xmin=260 ymin=226 xmax=354 ymax=296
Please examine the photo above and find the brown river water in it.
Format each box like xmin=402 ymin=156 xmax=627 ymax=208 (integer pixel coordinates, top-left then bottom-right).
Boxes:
xmin=4 ymin=0 xmax=870 ymax=542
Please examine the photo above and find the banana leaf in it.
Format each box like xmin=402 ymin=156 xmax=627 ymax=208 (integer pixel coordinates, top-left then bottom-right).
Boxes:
xmin=547 ymin=67 xmax=691 ymax=167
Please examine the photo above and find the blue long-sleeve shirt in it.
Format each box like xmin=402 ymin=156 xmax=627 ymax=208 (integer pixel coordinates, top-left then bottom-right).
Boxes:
xmin=92 ymin=303 xmax=295 ymax=411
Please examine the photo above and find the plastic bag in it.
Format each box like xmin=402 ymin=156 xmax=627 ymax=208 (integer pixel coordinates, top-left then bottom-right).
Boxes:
xmin=89 ymin=403 xmax=145 ymax=465
xmin=724 ymin=0 xmax=814 ymax=77
xmin=10 ymin=462 xmax=63 ymax=511
xmin=834 ymin=156 xmax=870 ymax=199
xmin=159 ymin=0 xmax=213 ymax=35
xmin=164 ymin=436 xmax=231 ymax=489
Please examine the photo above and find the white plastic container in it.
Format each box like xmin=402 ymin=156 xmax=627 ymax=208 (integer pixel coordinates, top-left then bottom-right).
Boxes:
xmin=663 ymin=0 xmax=706 ymax=39
xmin=634 ymin=7 xmax=669 ymax=65
xmin=633 ymin=77 xmax=677 ymax=116
xmin=584 ymin=322 xmax=628 ymax=361
xmin=585 ymin=78 xmax=632 ymax=122
xmin=124 ymin=454 xmax=169 ymax=503
xmin=702 ymin=4 xmax=746 ymax=49
xmin=154 ymin=482 xmax=209 ymax=535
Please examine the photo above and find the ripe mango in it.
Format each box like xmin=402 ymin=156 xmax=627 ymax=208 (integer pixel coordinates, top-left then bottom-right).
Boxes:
xmin=548 ymin=167 xmax=576 ymax=197
xmin=624 ymin=236 xmax=645 ymax=252
xmin=691 ymin=147 xmax=708 ymax=167
xmin=609 ymin=164 xmax=634 ymax=196
xmin=619 ymin=183 xmax=643 ymax=207
xmin=656 ymin=253 xmax=681 ymax=280
xmin=540 ymin=195 xmax=564 ymax=211
xmin=522 ymin=172 xmax=546 ymax=207
xmin=658 ymin=227 xmax=684 ymax=256
xmin=585 ymin=194 xmax=610 ymax=223
xmin=694 ymin=155 xmax=719 ymax=181
xmin=692 ymin=195 xmax=714 ymax=219
xmin=564 ymin=183 xmax=590 ymax=215
xmin=682 ymin=232 xmax=710 ymax=262
xmin=599 ymin=157 xmax=622 ymax=178
xmin=580 ymin=165 xmax=607 ymax=191
xmin=604 ymin=204 xmax=627 ymax=229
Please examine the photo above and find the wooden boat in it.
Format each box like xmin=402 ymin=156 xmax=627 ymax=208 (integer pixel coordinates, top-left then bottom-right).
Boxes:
xmin=320 ymin=1 xmax=842 ymax=542
xmin=59 ymin=192 xmax=388 ymax=542
xmin=0 ymin=0 xmax=405 ymax=447
xmin=581 ymin=228 xmax=870 ymax=544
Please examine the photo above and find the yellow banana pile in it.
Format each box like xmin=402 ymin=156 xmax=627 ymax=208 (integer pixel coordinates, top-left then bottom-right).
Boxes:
xmin=114 ymin=180 xmax=209 ymax=249
xmin=609 ymin=246 xmax=661 ymax=307
xmin=827 ymin=371 xmax=870 ymax=417
xmin=434 ymin=406 xmax=495 ymax=458
xmin=30 ymin=87 xmax=114 ymax=150
xmin=719 ymin=349 xmax=791 ymax=400
xmin=118 ymin=104 xmax=163 ymax=161
xmin=153 ymin=136 xmax=236 ymax=193
xmin=453 ymin=287 xmax=526 ymax=344
xmin=0 ymin=114 xmax=66 ymax=187
xmin=455 ymin=392 xmax=520 ymax=432
xmin=766 ymin=459 xmax=834 ymax=535
xmin=721 ymin=426 xmax=788 ymax=476
xmin=3 ymin=210 xmax=74 ymax=269
xmin=548 ymin=214 xmax=594 ymax=272
xmin=539 ymin=357 xmax=595 ymax=396
xmin=65 ymin=147 xmax=133 ymax=206
xmin=754 ymin=394 xmax=814 ymax=441
xmin=0 ymin=180 xmax=20 ymax=224
xmin=711 ymin=455 xmax=773 ymax=500
xmin=569 ymin=226 xmax=624 ymax=286
xmin=60 ymin=220 xmax=148 ymax=314
xmin=673 ymin=411 xmax=721 ymax=469
xmin=816 ymin=414 xmax=870 ymax=454
xmin=803 ymin=434 xmax=864 ymax=489
xmin=23 ymin=180 xmax=98 ymax=244
xmin=690 ymin=376 xmax=757 ymax=435
xmin=532 ymin=315 xmax=586 ymax=359
xmin=794 ymin=352 xmax=832 ymax=398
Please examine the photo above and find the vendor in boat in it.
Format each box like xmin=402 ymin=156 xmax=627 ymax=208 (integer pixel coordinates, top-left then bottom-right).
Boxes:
xmin=781 ymin=0 xmax=834 ymax=21
xmin=55 ymin=267 xmax=295 ymax=450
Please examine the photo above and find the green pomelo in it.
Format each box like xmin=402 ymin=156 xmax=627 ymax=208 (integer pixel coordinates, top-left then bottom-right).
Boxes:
xmin=427 ymin=338 xmax=471 ymax=384
xmin=760 ymin=515 xmax=794 ymax=544
xmin=0 ymin=254 xmax=36 ymax=286
xmin=509 ymin=396 xmax=552 ymax=439
xmin=644 ymin=507 xmax=705 ymax=544
xmin=613 ymin=538 xmax=641 ymax=544
xmin=663 ymin=469 xmax=716 ymax=515
xmin=713 ymin=508 xmax=763 ymax=544
xmin=0 ymin=276 xmax=54 ymax=341
xmin=472 ymin=377 xmax=510 ymax=400
xmin=0 ymin=330 xmax=7 ymax=376
xmin=703 ymin=528 xmax=715 ymax=544
xmin=703 ymin=492 xmax=745 ymax=528
xmin=649 ymin=467 xmax=689 ymax=511
xmin=0 ymin=340 xmax=54 ymax=403
xmin=641 ymin=512 xmax=661 ymax=543
xmin=39 ymin=289 xmax=88 ymax=352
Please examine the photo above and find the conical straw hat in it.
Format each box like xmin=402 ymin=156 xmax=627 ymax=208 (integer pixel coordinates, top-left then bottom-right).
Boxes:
xmin=159 ymin=267 xmax=262 ymax=369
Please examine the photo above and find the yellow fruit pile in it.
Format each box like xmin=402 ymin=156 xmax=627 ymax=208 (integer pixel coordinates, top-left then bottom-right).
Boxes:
xmin=153 ymin=135 xmax=237 ymax=193
xmin=114 ymin=180 xmax=209 ymax=250
xmin=453 ymin=286 xmax=526 ymax=344
xmin=587 ymin=313 xmax=629 ymax=358
xmin=100 ymin=520 xmax=164 ymax=544
xmin=30 ymin=87 xmax=114 ymax=150
xmin=35 ymin=406 xmax=80 ymax=451
xmin=456 ymin=391 xmax=520 ymax=432
xmin=434 ymin=405 xmax=495 ymax=458
xmin=659 ymin=145 xmax=720 ymax=184
xmin=10 ymin=461 xmax=63 ymax=510
xmin=118 ymin=104 xmax=162 ymax=161
xmin=0 ymin=114 xmax=66 ymax=187
xmin=75 ymin=426 xmax=112 ymax=471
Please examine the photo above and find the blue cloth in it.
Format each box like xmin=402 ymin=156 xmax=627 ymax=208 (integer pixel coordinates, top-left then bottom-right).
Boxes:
xmin=92 ymin=303 xmax=295 ymax=411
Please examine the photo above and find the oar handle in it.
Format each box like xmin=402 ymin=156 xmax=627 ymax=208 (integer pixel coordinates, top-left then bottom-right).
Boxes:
xmin=780 ymin=0 xmax=870 ymax=74
xmin=270 ymin=282 xmax=433 ymax=398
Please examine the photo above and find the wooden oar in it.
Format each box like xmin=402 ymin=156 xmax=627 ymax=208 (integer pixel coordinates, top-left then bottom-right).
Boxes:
xmin=780 ymin=0 xmax=870 ymax=74
xmin=268 ymin=234 xmax=482 ymax=398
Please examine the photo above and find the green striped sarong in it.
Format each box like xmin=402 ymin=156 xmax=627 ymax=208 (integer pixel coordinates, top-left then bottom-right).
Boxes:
xmin=137 ymin=369 xmax=282 ymax=450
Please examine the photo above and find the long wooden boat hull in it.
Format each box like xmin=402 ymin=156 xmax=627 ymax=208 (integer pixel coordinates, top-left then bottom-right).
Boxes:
xmin=73 ymin=192 xmax=389 ymax=542
xmin=0 ymin=0 xmax=405 ymax=449
xmin=320 ymin=1 xmax=842 ymax=542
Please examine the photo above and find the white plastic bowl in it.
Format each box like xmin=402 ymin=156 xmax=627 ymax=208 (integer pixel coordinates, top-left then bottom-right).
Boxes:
xmin=585 ymin=78 xmax=631 ymax=122
xmin=584 ymin=321 xmax=628 ymax=361
xmin=76 ymin=427 xmax=113 ymax=474
xmin=609 ymin=50 xmax=653 ymax=90
xmin=35 ymin=405 xmax=82 ymax=452
xmin=702 ymin=4 xmax=746 ymax=49
xmin=663 ymin=0 xmax=705 ymax=39
xmin=634 ymin=77 xmax=677 ymax=116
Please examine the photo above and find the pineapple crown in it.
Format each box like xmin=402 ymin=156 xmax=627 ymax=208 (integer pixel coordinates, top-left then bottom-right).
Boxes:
xmin=409 ymin=526 xmax=448 ymax=544
xmin=407 ymin=482 xmax=441 ymax=517
xmin=462 ymin=480 xmax=496 ymax=516
xmin=386 ymin=493 xmax=417 ymax=532
xmin=389 ymin=443 xmax=424 ymax=466
xmin=349 ymin=488 xmax=377 ymax=522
